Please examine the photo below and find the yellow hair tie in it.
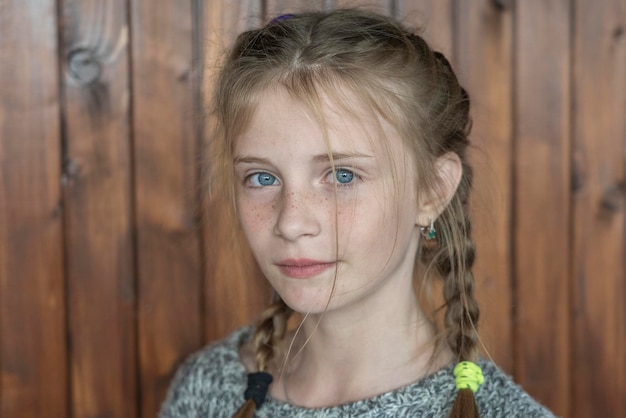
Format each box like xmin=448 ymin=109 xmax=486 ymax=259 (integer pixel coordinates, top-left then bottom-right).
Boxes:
xmin=454 ymin=361 xmax=484 ymax=393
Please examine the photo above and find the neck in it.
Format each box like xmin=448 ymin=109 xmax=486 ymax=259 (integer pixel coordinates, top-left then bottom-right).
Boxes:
xmin=271 ymin=282 xmax=453 ymax=408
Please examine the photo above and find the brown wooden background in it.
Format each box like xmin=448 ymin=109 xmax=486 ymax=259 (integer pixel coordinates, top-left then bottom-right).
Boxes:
xmin=1 ymin=0 xmax=624 ymax=417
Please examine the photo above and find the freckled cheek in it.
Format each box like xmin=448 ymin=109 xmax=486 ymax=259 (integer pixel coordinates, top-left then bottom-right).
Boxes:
xmin=334 ymin=199 xmax=360 ymax=245
xmin=336 ymin=196 xmax=397 ymax=247
xmin=334 ymin=207 xmax=352 ymax=228
xmin=236 ymin=198 xmax=277 ymax=233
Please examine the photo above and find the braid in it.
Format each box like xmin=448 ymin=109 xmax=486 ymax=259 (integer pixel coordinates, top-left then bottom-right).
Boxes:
xmin=426 ymin=178 xmax=480 ymax=418
xmin=251 ymin=296 xmax=293 ymax=372
xmin=411 ymin=45 xmax=480 ymax=417
xmin=442 ymin=217 xmax=480 ymax=418
xmin=232 ymin=297 xmax=293 ymax=418
xmin=438 ymin=213 xmax=479 ymax=358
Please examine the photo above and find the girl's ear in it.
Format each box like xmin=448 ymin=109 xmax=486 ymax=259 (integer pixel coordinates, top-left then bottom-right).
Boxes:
xmin=416 ymin=152 xmax=463 ymax=226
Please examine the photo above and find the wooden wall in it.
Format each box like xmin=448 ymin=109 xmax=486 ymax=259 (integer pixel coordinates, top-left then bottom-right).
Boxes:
xmin=0 ymin=0 xmax=624 ymax=417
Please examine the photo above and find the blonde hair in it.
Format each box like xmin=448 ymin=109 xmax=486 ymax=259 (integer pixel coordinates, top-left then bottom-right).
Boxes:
xmin=211 ymin=9 xmax=479 ymax=418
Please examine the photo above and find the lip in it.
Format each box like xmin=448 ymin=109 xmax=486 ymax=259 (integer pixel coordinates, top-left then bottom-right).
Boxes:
xmin=276 ymin=258 xmax=336 ymax=279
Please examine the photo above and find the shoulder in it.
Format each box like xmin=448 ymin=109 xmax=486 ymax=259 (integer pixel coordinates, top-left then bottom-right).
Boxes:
xmin=158 ymin=327 xmax=252 ymax=418
xmin=383 ymin=359 xmax=557 ymax=418
xmin=476 ymin=360 xmax=557 ymax=418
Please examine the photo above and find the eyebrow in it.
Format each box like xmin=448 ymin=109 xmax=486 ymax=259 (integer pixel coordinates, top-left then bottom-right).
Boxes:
xmin=312 ymin=152 xmax=374 ymax=162
xmin=233 ymin=152 xmax=373 ymax=165
xmin=233 ymin=156 xmax=271 ymax=165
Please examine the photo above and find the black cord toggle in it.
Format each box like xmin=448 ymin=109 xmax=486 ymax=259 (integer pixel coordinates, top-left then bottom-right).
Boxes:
xmin=244 ymin=372 xmax=273 ymax=408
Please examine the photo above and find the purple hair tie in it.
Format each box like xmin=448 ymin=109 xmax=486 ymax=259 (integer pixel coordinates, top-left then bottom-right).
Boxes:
xmin=270 ymin=13 xmax=295 ymax=24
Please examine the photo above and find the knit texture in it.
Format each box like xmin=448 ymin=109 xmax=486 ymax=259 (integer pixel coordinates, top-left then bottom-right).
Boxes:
xmin=159 ymin=327 xmax=556 ymax=418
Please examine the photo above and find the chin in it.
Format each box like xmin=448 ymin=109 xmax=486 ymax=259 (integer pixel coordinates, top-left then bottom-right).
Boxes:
xmin=276 ymin=287 xmax=335 ymax=316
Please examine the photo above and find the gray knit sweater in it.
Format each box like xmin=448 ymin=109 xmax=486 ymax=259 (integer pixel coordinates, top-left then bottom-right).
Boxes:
xmin=159 ymin=327 xmax=555 ymax=418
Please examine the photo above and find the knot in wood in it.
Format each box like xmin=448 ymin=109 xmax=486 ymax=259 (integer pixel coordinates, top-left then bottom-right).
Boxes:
xmin=67 ymin=48 xmax=102 ymax=86
xmin=492 ymin=0 xmax=512 ymax=11
xmin=599 ymin=182 xmax=625 ymax=213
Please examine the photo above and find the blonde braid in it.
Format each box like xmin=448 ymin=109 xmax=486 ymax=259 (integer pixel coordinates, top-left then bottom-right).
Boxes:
xmin=232 ymin=297 xmax=293 ymax=418
xmin=423 ymin=192 xmax=480 ymax=418
xmin=441 ymin=215 xmax=481 ymax=418
xmin=438 ymin=214 xmax=479 ymax=360
xmin=251 ymin=296 xmax=293 ymax=372
xmin=412 ymin=44 xmax=481 ymax=417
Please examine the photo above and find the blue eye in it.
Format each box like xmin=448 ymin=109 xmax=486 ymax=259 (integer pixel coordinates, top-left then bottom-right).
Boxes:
xmin=334 ymin=169 xmax=354 ymax=184
xmin=248 ymin=172 xmax=278 ymax=187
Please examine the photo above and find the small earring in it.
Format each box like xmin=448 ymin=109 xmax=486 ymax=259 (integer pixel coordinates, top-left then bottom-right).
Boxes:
xmin=420 ymin=219 xmax=436 ymax=240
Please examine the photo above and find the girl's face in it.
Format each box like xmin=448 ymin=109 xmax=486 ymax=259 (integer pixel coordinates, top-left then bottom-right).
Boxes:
xmin=233 ymin=87 xmax=425 ymax=315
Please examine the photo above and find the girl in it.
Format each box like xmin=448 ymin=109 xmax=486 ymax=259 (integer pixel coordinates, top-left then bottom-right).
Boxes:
xmin=160 ymin=9 xmax=555 ymax=418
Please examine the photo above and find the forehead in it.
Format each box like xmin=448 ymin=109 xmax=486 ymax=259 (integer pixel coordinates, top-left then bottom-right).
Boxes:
xmin=235 ymin=86 xmax=408 ymax=161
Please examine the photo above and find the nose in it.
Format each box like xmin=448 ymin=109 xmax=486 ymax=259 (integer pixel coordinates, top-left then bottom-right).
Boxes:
xmin=274 ymin=189 xmax=322 ymax=241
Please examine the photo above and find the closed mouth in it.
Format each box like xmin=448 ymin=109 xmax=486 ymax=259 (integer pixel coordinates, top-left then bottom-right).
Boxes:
xmin=276 ymin=259 xmax=336 ymax=279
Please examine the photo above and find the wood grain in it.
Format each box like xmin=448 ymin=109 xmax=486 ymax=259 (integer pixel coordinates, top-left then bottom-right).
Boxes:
xmin=455 ymin=0 xmax=514 ymax=373
xmin=334 ymin=0 xmax=392 ymax=15
xmin=265 ymin=0 xmax=327 ymax=18
xmin=59 ymin=1 xmax=137 ymax=417
xmin=514 ymin=0 xmax=571 ymax=414
xmin=571 ymin=0 xmax=626 ymax=416
xmin=0 ymin=1 xmax=67 ymax=417
xmin=201 ymin=0 xmax=271 ymax=344
xmin=130 ymin=1 xmax=203 ymax=415
xmin=396 ymin=0 xmax=453 ymax=60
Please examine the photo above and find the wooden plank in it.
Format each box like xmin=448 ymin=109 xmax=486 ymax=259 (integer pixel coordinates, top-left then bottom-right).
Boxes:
xmin=514 ymin=0 xmax=571 ymax=414
xmin=265 ymin=0 xmax=327 ymax=19
xmin=334 ymin=0 xmax=392 ymax=15
xmin=396 ymin=0 xmax=453 ymax=59
xmin=455 ymin=0 xmax=514 ymax=373
xmin=201 ymin=0 xmax=272 ymax=344
xmin=58 ymin=1 xmax=137 ymax=417
xmin=204 ymin=0 xmax=262 ymax=44
xmin=130 ymin=1 xmax=203 ymax=416
xmin=571 ymin=0 xmax=626 ymax=416
xmin=0 ymin=1 xmax=67 ymax=417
